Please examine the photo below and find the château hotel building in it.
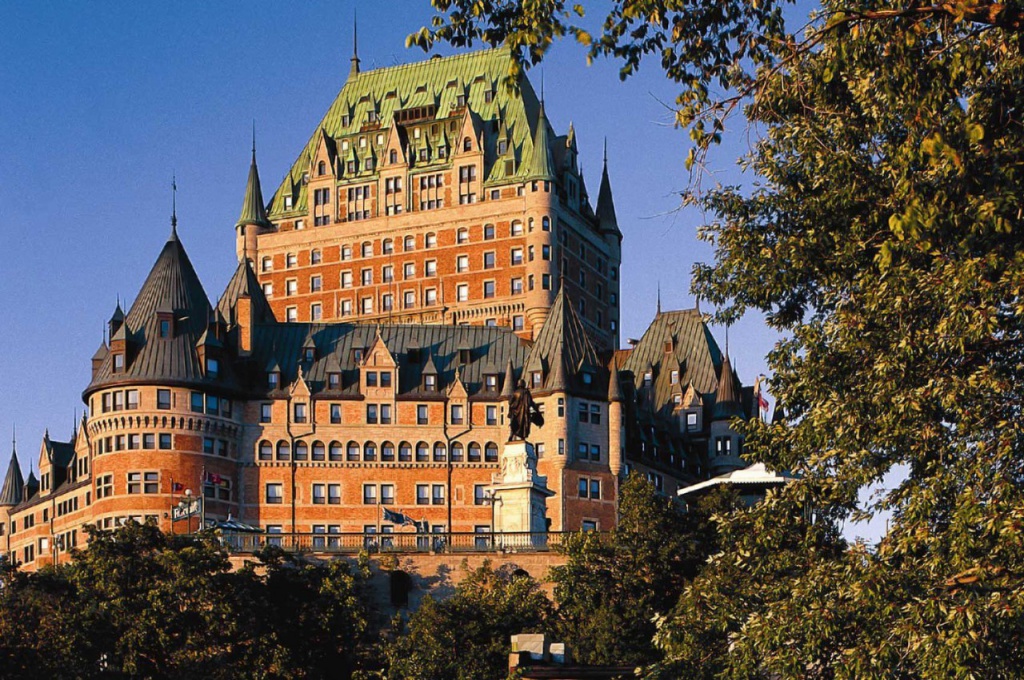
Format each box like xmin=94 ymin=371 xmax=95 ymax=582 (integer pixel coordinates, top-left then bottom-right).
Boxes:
xmin=0 ymin=48 xmax=755 ymax=570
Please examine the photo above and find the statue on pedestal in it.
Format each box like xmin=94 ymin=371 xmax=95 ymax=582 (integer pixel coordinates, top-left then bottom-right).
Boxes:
xmin=508 ymin=380 xmax=543 ymax=442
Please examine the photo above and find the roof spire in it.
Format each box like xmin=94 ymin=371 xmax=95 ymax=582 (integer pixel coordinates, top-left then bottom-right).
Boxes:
xmin=526 ymin=83 xmax=555 ymax=181
xmin=349 ymin=9 xmax=360 ymax=77
xmin=237 ymin=135 xmax=272 ymax=232
xmin=170 ymin=174 xmax=178 ymax=239
xmin=252 ymin=119 xmax=257 ymax=159
xmin=657 ymin=281 xmax=662 ymax=315
xmin=596 ymin=139 xmax=620 ymax=238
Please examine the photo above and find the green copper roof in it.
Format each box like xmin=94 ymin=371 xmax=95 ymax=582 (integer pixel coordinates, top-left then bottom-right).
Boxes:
xmin=524 ymin=101 xmax=555 ymax=181
xmin=268 ymin=49 xmax=548 ymax=218
xmin=237 ymin=149 xmax=272 ymax=229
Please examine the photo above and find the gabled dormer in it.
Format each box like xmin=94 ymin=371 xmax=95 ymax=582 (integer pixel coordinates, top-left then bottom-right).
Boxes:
xmin=290 ymin=365 xmax=311 ymax=425
xmin=679 ymin=382 xmax=704 ymax=434
xmin=196 ymin=329 xmax=224 ymax=379
xmin=362 ymin=332 xmax=397 ymax=398
xmin=421 ymin=353 xmax=439 ymax=393
xmin=447 ymin=369 xmax=469 ymax=427
xmin=265 ymin=358 xmax=282 ymax=392
xmin=301 ymin=336 xmax=318 ymax=364
xmin=454 ymin=107 xmax=482 ymax=157
xmin=324 ymin=353 xmax=343 ymax=392
xmin=311 ymin=128 xmax=338 ymax=181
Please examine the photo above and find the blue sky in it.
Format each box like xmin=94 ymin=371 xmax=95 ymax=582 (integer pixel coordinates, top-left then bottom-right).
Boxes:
xmin=1 ymin=2 xmax=885 ymax=540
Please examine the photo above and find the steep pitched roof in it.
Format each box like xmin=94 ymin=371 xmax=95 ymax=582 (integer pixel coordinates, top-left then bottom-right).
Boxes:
xmin=86 ymin=229 xmax=224 ymax=394
xmin=0 ymin=450 xmax=23 ymax=506
xmin=595 ymin=141 xmax=620 ymax=237
xmin=621 ymin=308 xmax=732 ymax=417
xmin=712 ymin=353 xmax=743 ymax=420
xmin=524 ymin=101 xmax=555 ymax=181
xmin=217 ymin=259 xmax=276 ymax=325
xmin=267 ymin=49 xmax=549 ymax=217
xmin=237 ymin=147 xmax=272 ymax=229
xmin=249 ymin=323 xmax=529 ymax=398
xmin=526 ymin=285 xmax=602 ymax=393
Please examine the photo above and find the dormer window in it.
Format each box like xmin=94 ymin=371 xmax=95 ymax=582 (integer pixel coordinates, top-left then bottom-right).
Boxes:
xmin=485 ymin=374 xmax=498 ymax=392
xmin=268 ymin=371 xmax=280 ymax=389
xmin=159 ymin=319 xmax=170 ymax=338
xmin=206 ymin=358 xmax=219 ymax=378
xmin=366 ymin=371 xmax=378 ymax=387
xmin=352 ymin=348 xmax=364 ymax=364
xmin=532 ymin=371 xmax=542 ymax=388
xmin=671 ymin=370 xmax=679 ymax=384
xmin=284 ymin=196 xmax=293 ymax=210
xmin=304 ymin=347 xmax=315 ymax=363
xmin=113 ymin=354 xmax=125 ymax=373
xmin=644 ymin=371 xmax=653 ymax=386
xmin=342 ymin=114 xmax=350 ymax=126
xmin=497 ymin=139 xmax=508 ymax=155
xmin=328 ymin=372 xmax=340 ymax=389
xmin=424 ymin=374 xmax=437 ymax=392
xmin=582 ymin=371 xmax=593 ymax=385
xmin=408 ymin=347 xmax=421 ymax=363
xmin=459 ymin=347 xmax=471 ymax=364
xmin=380 ymin=371 xmax=392 ymax=388
xmin=317 ymin=160 xmax=327 ymax=176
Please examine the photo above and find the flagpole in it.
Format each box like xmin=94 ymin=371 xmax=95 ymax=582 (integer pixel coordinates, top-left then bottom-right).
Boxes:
xmin=200 ymin=465 xmax=206 ymax=532
xmin=170 ymin=475 xmax=175 ymax=536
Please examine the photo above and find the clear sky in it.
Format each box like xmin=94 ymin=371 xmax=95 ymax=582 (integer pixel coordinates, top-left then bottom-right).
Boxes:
xmin=0 ymin=2 xmax=883 ymax=540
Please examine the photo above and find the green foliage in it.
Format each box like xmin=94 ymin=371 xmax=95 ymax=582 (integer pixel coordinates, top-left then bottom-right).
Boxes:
xmin=422 ymin=1 xmax=1024 ymax=676
xmin=552 ymin=474 xmax=731 ymax=667
xmin=0 ymin=522 xmax=374 ymax=679
xmin=383 ymin=560 xmax=553 ymax=680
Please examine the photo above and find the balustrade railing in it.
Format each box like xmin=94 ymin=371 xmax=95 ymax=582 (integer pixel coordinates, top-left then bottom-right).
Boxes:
xmin=219 ymin=530 xmax=575 ymax=555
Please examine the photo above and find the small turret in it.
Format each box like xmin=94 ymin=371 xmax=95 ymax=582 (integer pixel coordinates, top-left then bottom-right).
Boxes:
xmin=109 ymin=301 xmax=125 ymax=341
xmin=236 ymin=132 xmax=273 ymax=262
xmin=712 ymin=354 xmax=742 ymax=421
xmin=0 ymin=436 xmax=24 ymax=507
xmin=525 ymin=100 xmax=555 ymax=182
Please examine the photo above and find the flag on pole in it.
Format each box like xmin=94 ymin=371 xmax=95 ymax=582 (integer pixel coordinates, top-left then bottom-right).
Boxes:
xmin=383 ymin=507 xmax=414 ymax=526
xmin=754 ymin=375 xmax=770 ymax=422
xmin=206 ymin=472 xmax=227 ymax=486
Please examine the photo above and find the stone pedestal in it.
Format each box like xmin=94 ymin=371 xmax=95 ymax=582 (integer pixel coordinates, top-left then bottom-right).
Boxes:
xmin=486 ymin=441 xmax=554 ymax=535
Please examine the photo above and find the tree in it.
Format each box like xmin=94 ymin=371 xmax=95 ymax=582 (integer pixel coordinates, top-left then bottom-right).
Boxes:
xmin=0 ymin=523 xmax=376 ymax=679
xmin=382 ymin=561 xmax=553 ymax=680
xmin=418 ymin=1 xmax=1024 ymax=676
xmin=551 ymin=473 xmax=730 ymax=667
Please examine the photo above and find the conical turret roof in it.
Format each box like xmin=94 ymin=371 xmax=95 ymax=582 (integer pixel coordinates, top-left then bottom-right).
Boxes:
xmin=237 ymin=147 xmax=272 ymax=229
xmin=712 ymin=353 xmax=743 ymax=419
xmin=0 ymin=448 xmax=23 ymax=506
xmin=86 ymin=228 xmax=220 ymax=395
xmin=525 ymin=101 xmax=555 ymax=181
xmin=596 ymin=141 xmax=620 ymax=238
xmin=24 ymin=471 xmax=38 ymax=500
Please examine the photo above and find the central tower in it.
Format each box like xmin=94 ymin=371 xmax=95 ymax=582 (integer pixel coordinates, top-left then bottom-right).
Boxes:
xmin=237 ymin=49 xmax=622 ymax=351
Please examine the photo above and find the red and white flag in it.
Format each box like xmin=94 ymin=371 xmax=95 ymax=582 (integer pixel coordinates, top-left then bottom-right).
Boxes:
xmin=754 ymin=375 xmax=770 ymax=421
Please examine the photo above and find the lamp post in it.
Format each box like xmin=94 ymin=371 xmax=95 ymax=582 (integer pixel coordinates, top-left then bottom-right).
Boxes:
xmin=483 ymin=490 xmax=502 ymax=551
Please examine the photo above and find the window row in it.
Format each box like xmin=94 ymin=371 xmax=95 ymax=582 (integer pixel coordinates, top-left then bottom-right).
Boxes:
xmin=96 ymin=432 xmax=173 ymax=455
xmin=256 ymin=440 xmax=500 ymax=463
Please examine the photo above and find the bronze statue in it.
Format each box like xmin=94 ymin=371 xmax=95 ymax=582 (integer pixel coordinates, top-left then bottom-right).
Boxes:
xmin=508 ymin=379 xmax=543 ymax=441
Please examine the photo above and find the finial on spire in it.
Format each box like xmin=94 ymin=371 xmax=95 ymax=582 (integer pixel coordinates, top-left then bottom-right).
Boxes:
xmin=12 ymin=424 xmax=16 ymax=454
xmin=252 ymin=119 xmax=257 ymax=158
xmin=350 ymin=10 xmax=360 ymax=76
xmin=657 ymin=281 xmax=662 ymax=315
xmin=603 ymin=137 xmax=608 ymax=166
xmin=170 ymin=173 xmax=178 ymax=237
xmin=725 ymin=324 xmax=730 ymax=357
xmin=540 ymin=70 xmax=545 ymax=105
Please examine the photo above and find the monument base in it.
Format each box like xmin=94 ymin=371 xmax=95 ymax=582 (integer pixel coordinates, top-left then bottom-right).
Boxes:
xmin=486 ymin=441 xmax=554 ymax=535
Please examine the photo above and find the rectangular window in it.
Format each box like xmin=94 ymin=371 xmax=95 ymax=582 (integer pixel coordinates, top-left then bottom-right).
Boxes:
xmin=112 ymin=392 xmax=125 ymax=411
xmin=266 ymin=483 xmax=283 ymax=504
xmin=366 ymin=404 xmax=378 ymax=424
xmin=260 ymin=403 xmax=272 ymax=423
xmin=380 ymin=403 xmax=392 ymax=424
xmin=511 ymin=248 xmax=523 ymax=265
xmin=206 ymin=394 xmax=219 ymax=415
xmin=127 ymin=472 xmax=142 ymax=495
xmin=159 ymin=433 xmax=172 ymax=450
xmin=330 ymin=403 xmax=342 ymax=424
xmin=590 ymin=404 xmax=601 ymax=424
xmin=363 ymin=484 xmax=377 ymax=505
xmin=590 ymin=479 xmax=601 ymax=500
xmin=432 ymin=484 xmax=445 ymax=505
xmin=590 ymin=444 xmax=601 ymax=461
xmin=578 ymin=477 xmax=589 ymax=498
xmin=457 ymin=284 xmax=469 ymax=302
xmin=328 ymin=484 xmax=341 ymax=504
xmin=416 ymin=484 xmax=429 ymax=505
xmin=486 ymin=405 xmax=497 ymax=425
xmin=204 ymin=437 xmax=215 ymax=454
xmin=474 ymin=485 xmax=487 ymax=505
xmin=144 ymin=472 xmax=159 ymax=494
xmin=450 ymin=404 xmax=464 ymax=425
xmin=128 ymin=434 xmax=141 ymax=450
xmin=381 ymin=484 xmax=395 ymax=505
xmin=294 ymin=402 xmax=307 ymax=423
xmin=417 ymin=404 xmax=428 ymax=425
xmin=483 ymin=281 xmax=495 ymax=298
xmin=143 ymin=433 xmax=155 ymax=450
xmin=126 ymin=389 xmax=140 ymax=410
xmin=312 ymin=484 xmax=326 ymax=504
xmin=579 ymin=402 xmax=589 ymax=423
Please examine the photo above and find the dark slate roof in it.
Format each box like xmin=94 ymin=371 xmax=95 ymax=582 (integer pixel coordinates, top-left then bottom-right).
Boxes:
xmin=249 ymin=322 xmax=528 ymax=398
xmin=217 ymin=259 xmax=276 ymax=326
xmin=620 ymin=308 xmax=738 ymax=416
xmin=86 ymin=229 xmax=236 ymax=395
xmin=0 ymin=450 xmax=23 ymax=506
xmin=24 ymin=471 xmax=38 ymax=501
xmin=713 ymin=353 xmax=743 ymax=420
xmin=44 ymin=435 xmax=75 ymax=469
xmin=526 ymin=285 xmax=603 ymax=394
xmin=595 ymin=145 xmax=620 ymax=237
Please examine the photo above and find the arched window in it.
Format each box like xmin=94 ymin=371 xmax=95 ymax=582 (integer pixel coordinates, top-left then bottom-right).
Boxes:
xmin=468 ymin=442 xmax=482 ymax=462
xmin=485 ymin=442 xmax=498 ymax=462
xmin=317 ymin=160 xmax=327 ymax=176
xmin=381 ymin=441 xmax=395 ymax=461
xmin=383 ymin=238 xmax=393 ymax=254
xmin=276 ymin=441 xmax=291 ymax=461
xmin=329 ymin=441 xmax=343 ymax=461
xmin=450 ymin=442 xmax=464 ymax=462
xmin=404 ymin=235 xmax=414 ymax=251
xmin=258 ymin=441 xmax=272 ymax=461
xmin=416 ymin=442 xmax=429 ymax=462
xmin=399 ymin=441 xmax=412 ymax=462
xmin=389 ymin=149 xmax=398 ymax=164
xmin=347 ymin=441 xmax=360 ymax=461
xmin=312 ymin=441 xmax=326 ymax=461
xmin=433 ymin=442 xmax=446 ymax=462
xmin=542 ymin=216 xmax=551 ymax=231
xmin=364 ymin=442 xmax=377 ymax=461
xmin=294 ymin=441 xmax=308 ymax=461
xmin=463 ymin=137 xmax=472 ymax=152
